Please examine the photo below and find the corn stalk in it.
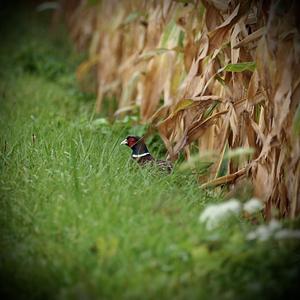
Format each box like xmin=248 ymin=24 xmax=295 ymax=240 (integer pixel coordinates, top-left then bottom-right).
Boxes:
xmin=60 ymin=0 xmax=300 ymax=218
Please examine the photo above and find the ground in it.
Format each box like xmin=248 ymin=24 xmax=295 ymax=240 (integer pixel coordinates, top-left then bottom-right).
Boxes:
xmin=0 ymin=3 xmax=299 ymax=300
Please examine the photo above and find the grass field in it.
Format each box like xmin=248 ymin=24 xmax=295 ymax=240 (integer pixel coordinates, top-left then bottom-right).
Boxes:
xmin=0 ymin=4 xmax=300 ymax=300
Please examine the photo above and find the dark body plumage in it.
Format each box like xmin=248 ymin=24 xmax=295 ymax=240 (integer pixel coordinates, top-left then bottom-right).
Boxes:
xmin=120 ymin=136 xmax=172 ymax=173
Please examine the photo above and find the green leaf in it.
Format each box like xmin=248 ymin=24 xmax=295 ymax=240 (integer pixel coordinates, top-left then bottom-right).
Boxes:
xmin=92 ymin=118 xmax=109 ymax=126
xmin=292 ymin=104 xmax=300 ymax=136
xmin=203 ymin=101 xmax=220 ymax=119
xmin=87 ymin=0 xmax=101 ymax=5
xmin=160 ymin=19 xmax=183 ymax=49
xmin=173 ymin=99 xmax=195 ymax=114
xmin=123 ymin=11 xmax=143 ymax=25
xmin=179 ymin=151 xmax=218 ymax=173
xmin=139 ymin=48 xmax=171 ymax=60
xmin=223 ymin=62 xmax=256 ymax=72
xmin=224 ymin=147 xmax=254 ymax=160
xmin=215 ymin=74 xmax=226 ymax=86
xmin=180 ymin=158 xmax=214 ymax=174
xmin=161 ymin=20 xmax=176 ymax=47
xmin=178 ymin=30 xmax=185 ymax=48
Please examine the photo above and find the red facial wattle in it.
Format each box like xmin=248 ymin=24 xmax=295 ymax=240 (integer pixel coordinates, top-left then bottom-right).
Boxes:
xmin=127 ymin=137 xmax=137 ymax=148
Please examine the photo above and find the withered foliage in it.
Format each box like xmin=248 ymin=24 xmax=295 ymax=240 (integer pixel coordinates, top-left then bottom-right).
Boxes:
xmin=60 ymin=0 xmax=300 ymax=218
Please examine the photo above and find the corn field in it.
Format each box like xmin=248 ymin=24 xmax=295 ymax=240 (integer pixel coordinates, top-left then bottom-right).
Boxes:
xmin=59 ymin=0 xmax=300 ymax=218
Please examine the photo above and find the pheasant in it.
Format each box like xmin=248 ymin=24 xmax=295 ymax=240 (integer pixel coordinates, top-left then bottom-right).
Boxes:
xmin=120 ymin=135 xmax=172 ymax=173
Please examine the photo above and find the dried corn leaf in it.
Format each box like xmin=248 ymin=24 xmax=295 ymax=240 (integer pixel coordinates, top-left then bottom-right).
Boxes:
xmin=64 ymin=0 xmax=300 ymax=218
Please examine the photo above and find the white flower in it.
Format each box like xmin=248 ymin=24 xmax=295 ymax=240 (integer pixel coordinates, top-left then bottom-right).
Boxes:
xmin=274 ymin=229 xmax=300 ymax=240
xmin=268 ymin=219 xmax=282 ymax=231
xmin=247 ymin=220 xmax=300 ymax=241
xmin=243 ymin=198 xmax=263 ymax=214
xmin=256 ymin=225 xmax=273 ymax=241
xmin=246 ymin=219 xmax=282 ymax=241
xmin=199 ymin=199 xmax=241 ymax=230
xmin=246 ymin=231 xmax=258 ymax=240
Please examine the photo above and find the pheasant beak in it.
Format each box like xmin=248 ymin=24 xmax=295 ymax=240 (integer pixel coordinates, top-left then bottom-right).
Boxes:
xmin=120 ymin=138 xmax=128 ymax=145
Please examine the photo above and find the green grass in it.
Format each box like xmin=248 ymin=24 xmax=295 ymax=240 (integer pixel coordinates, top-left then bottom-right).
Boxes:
xmin=0 ymin=4 xmax=300 ymax=300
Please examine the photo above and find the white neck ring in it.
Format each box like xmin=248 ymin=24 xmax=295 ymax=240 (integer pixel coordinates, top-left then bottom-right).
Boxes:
xmin=132 ymin=152 xmax=150 ymax=158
